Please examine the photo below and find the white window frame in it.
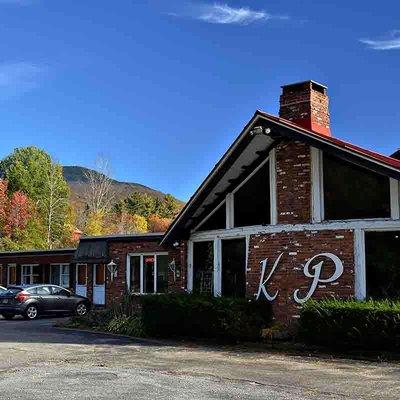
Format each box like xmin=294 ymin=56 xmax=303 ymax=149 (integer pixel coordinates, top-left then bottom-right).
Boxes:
xmin=187 ymin=235 xmax=248 ymax=297
xmin=390 ymin=178 xmax=400 ymax=220
xmin=7 ymin=264 xmax=16 ymax=286
xmin=21 ymin=264 xmax=39 ymax=285
xmin=126 ymin=252 xmax=169 ymax=295
xmin=50 ymin=263 xmax=70 ymax=288
xmin=311 ymin=147 xmax=324 ymax=223
xmin=355 ymin=227 xmax=400 ymax=300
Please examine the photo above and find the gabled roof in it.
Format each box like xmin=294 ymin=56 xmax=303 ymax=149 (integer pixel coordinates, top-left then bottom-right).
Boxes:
xmin=161 ymin=111 xmax=400 ymax=244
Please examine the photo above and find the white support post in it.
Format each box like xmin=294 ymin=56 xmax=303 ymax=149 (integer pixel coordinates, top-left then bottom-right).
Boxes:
xmin=213 ymin=239 xmax=221 ymax=297
xmin=390 ymin=178 xmax=400 ymax=220
xmin=354 ymin=229 xmax=366 ymax=300
xmin=269 ymin=148 xmax=278 ymax=225
xmin=311 ymin=147 xmax=324 ymax=223
xmin=226 ymin=193 xmax=234 ymax=229
xmin=187 ymin=240 xmax=193 ymax=292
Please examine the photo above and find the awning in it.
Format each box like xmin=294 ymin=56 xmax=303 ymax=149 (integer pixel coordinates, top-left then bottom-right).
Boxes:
xmin=73 ymin=239 xmax=109 ymax=264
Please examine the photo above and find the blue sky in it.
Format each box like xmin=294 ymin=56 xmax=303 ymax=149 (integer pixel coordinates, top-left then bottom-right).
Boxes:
xmin=0 ymin=0 xmax=399 ymax=201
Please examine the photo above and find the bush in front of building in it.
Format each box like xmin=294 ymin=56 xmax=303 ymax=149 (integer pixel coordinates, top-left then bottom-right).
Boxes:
xmin=298 ymin=299 xmax=400 ymax=351
xmin=141 ymin=294 xmax=272 ymax=342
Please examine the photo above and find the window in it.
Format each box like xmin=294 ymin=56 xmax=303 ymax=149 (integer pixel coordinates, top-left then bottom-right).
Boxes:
xmin=130 ymin=256 xmax=141 ymax=292
xmin=77 ymin=264 xmax=87 ymax=286
xmin=0 ymin=265 xmax=3 ymax=286
xmin=234 ymin=161 xmax=270 ymax=227
xmin=51 ymin=264 xmax=70 ymax=288
xmin=94 ymin=264 xmax=105 ymax=286
xmin=27 ymin=286 xmax=51 ymax=295
xmin=8 ymin=265 xmax=16 ymax=285
xmin=22 ymin=265 xmax=40 ymax=285
xmin=51 ymin=286 xmax=70 ymax=296
xmin=197 ymin=203 xmax=226 ymax=231
xmin=128 ymin=253 xmax=169 ymax=294
xmin=193 ymin=241 xmax=214 ymax=296
xmin=365 ymin=231 xmax=400 ymax=299
xmin=221 ymin=238 xmax=246 ymax=298
xmin=323 ymin=153 xmax=391 ymax=220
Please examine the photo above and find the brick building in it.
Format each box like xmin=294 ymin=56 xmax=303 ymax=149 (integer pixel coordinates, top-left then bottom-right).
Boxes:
xmin=0 ymin=80 xmax=399 ymax=323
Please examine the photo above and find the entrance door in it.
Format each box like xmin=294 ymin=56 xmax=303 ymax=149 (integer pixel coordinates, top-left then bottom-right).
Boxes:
xmin=75 ymin=264 xmax=87 ymax=297
xmin=221 ymin=238 xmax=246 ymax=298
xmin=93 ymin=264 xmax=105 ymax=305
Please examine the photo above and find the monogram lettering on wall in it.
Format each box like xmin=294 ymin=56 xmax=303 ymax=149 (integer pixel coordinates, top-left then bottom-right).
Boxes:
xmin=256 ymin=252 xmax=344 ymax=304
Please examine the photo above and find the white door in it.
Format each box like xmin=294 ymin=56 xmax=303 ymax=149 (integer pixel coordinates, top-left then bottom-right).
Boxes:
xmin=93 ymin=264 xmax=105 ymax=305
xmin=75 ymin=264 xmax=87 ymax=297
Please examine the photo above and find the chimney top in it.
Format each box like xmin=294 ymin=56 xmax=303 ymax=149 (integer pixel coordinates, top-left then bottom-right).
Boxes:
xmin=279 ymin=80 xmax=331 ymax=137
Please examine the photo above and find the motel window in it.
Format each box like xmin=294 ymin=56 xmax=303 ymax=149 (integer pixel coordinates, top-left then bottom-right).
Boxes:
xmin=22 ymin=265 xmax=41 ymax=285
xmin=365 ymin=231 xmax=400 ymax=299
xmin=193 ymin=241 xmax=214 ymax=296
xmin=8 ymin=265 xmax=17 ymax=285
xmin=51 ymin=264 xmax=70 ymax=288
xmin=128 ymin=254 xmax=169 ymax=294
xmin=77 ymin=264 xmax=87 ymax=286
xmin=234 ymin=161 xmax=270 ymax=227
xmin=197 ymin=202 xmax=226 ymax=231
xmin=95 ymin=264 xmax=105 ymax=286
xmin=130 ymin=256 xmax=141 ymax=293
xmin=323 ymin=153 xmax=391 ymax=220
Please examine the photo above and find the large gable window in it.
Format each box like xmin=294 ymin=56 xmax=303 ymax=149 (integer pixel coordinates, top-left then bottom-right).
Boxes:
xmin=323 ymin=153 xmax=391 ymax=220
xmin=196 ymin=202 xmax=226 ymax=232
xmin=234 ymin=161 xmax=270 ymax=227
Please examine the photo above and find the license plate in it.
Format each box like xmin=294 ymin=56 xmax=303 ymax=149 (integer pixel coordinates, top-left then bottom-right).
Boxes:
xmin=1 ymin=299 xmax=9 ymax=304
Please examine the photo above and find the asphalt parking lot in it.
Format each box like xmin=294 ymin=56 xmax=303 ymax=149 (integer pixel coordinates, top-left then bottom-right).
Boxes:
xmin=0 ymin=316 xmax=399 ymax=399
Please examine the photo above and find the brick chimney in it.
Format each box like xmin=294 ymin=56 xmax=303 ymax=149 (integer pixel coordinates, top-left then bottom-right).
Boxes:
xmin=279 ymin=80 xmax=331 ymax=137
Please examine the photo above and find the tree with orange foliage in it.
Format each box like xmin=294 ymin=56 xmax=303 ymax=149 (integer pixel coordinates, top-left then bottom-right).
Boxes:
xmin=147 ymin=214 xmax=172 ymax=233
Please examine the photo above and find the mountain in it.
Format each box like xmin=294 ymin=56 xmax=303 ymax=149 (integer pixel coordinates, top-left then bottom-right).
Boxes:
xmin=63 ymin=166 xmax=183 ymax=204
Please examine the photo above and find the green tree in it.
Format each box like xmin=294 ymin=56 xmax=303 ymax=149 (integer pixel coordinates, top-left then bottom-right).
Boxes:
xmin=0 ymin=146 xmax=70 ymax=249
xmin=123 ymin=192 xmax=156 ymax=218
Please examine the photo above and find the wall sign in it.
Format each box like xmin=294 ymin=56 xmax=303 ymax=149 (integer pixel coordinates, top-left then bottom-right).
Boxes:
xmin=256 ymin=252 xmax=344 ymax=304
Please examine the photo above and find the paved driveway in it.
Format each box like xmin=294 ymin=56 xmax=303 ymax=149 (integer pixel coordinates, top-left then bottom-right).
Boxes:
xmin=0 ymin=317 xmax=399 ymax=400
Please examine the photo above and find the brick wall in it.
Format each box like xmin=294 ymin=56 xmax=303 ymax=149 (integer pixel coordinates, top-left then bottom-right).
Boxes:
xmin=276 ymin=140 xmax=312 ymax=224
xmin=246 ymin=229 xmax=355 ymax=324
xmin=168 ymin=241 xmax=187 ymax=293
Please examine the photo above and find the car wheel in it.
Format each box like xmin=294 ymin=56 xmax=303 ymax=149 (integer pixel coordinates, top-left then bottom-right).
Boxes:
xmin=1 ymin=313 xmax=15 ymax=320
xmin=75 ymin=303 xmax=88 ymax=316
xmin=24 ymin=305 xmax=39 ymax=320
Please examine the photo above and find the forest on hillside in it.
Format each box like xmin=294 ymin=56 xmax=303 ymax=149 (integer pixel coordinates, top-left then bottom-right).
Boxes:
xmin=0 ymin=146 xmax=183 ymax=251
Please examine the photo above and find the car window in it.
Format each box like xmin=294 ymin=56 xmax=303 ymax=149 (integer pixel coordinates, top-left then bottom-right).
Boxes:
xmin=36 ymin=286 xmax=52 ymax=295
xmin=7 ymin=287 xmax=23 ymax=295
xmin=52 ymin=286 xmax=70 ymax=296
xmin=26 ymin=287 xmax=37 ymax=294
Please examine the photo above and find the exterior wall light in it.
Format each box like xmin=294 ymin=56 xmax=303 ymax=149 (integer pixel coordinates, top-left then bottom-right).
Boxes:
xmin=107 ymin=260 xmax=118 ymax=282
xmin=250 ymin=126 xmax=271 ymax=136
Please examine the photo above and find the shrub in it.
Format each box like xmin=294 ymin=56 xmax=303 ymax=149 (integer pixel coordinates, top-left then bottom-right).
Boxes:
xmin=106 ymin=315 xmax=146 ymax=337
xmin=141 ymin=294 xmax=272 ymax=342
xmin=298 ymin=299 xmax=400 ymax=351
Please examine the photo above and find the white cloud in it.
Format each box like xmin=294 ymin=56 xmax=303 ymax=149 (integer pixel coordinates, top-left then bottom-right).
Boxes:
xmin=360 ymin=30 xmax=400 ymax=50
xmin=171 ymin=3 xmax=288 ymax=26
xmin=0 ymin=62 xmax=43 ymax=97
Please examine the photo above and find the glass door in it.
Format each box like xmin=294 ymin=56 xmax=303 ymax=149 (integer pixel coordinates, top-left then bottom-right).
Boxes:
xmin=221 ymin=238 xmax=246 ymax=298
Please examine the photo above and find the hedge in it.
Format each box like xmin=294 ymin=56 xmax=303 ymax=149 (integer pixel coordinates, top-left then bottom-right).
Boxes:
xmin=70 ymin=294 xmax=272 ymax=342
xmin=141 ymin=294 xmax=272 ymax=341
xmin=298 ymin=299 xmax=400 ymax=350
